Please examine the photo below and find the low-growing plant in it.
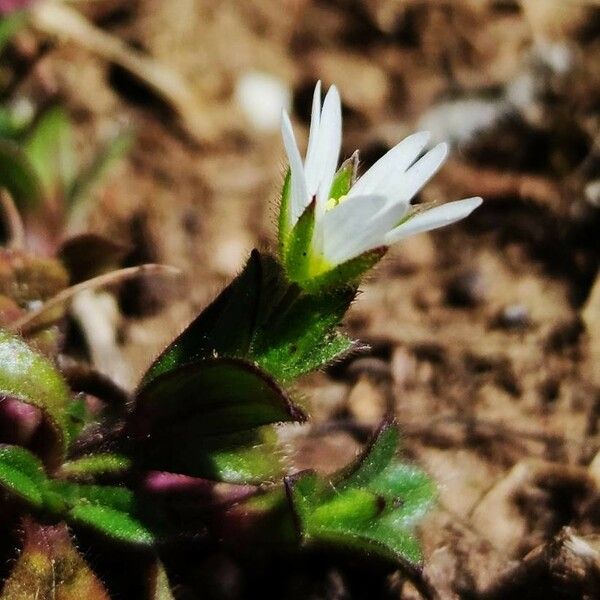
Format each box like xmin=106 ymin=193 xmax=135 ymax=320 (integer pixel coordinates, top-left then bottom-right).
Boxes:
xmin=0 ymin=82 xmax=481 ymax=598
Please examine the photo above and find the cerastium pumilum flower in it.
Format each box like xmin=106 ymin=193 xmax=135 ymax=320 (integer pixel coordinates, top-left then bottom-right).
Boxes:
xmin=279 ymin=81 xmax=482 ymax=289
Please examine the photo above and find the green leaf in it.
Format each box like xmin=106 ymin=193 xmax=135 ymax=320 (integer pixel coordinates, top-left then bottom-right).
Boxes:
xmin=68 ymin=503 xmax=155 ymax=546
xmin=134 ymin=360 xmax=294 ymax=482
xmin=141 ymin=250 xmax=356 ymax=386
xmin=283 ymin=198 xmax=316 ymax=283
xmin=0 ymin=519 xmax=110 ymax=600
xmin=253 ymin=287 xmax=356 ymax=382
xmin=142 ymin=250 xmax=272 ymax=385
xmin=46 ymin=480 xmax=156 ymax=545
xmin=135 ymin=357 xmax=305 ymax=437
xmin=67 ymin=130 xmax=133 ymax=211
xmin=59 ymin=453 xmax=132 ymax=481
xmin=200 ymin=427 xmax=286 ymax=484
xmin=137 ymin=425 xmax=286 ymax=485
xmin=0 ymin=445 xmax=45 ymax=508
xmin=0 ymin=330 xmax=71 ymax=467
xmin=0 ymin=11 xmax=27 ymax=55
xmin=24 ymin=106 xmax=75 ymax=199
xmin=0 ymin=138 xmax=42 ymax=207
xmin=285 ymin=421 xmax=435 ymax=565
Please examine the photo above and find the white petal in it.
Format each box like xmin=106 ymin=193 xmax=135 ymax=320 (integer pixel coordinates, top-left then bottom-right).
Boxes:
xmin=348 ymin=131 xmax=431 ymax=198
xmin=383 ymin=197 xmax=483 ymax=245
xmin=281 ymin=110 xmax=309 ymax=224
xmin=323 ymin=197 xmax=411 ymax=265
xmin=319 ymin=194 xmax=389 ymax=265
xmin=304 ymin=80 xmax=322 ymax=176
xmin=378 ymin=142 xmax=448 ymax=210
xmin=314 ymin=85 xmax=342 ymax=216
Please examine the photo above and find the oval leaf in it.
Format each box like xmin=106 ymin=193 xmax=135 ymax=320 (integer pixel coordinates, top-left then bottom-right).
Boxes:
xmin=136 ymin=424 xmax=288 ymax=485
xmin=0 ymin=445 xmax=46 ymax=508
xmin=0 ymin=330 xmax=71 ymax=467
xmin=134 ymin=357 xmax=305 ymax=437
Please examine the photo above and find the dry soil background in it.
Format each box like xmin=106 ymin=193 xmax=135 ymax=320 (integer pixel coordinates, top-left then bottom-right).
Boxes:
xmin=11 ymin=1 xmax=600 ymax=598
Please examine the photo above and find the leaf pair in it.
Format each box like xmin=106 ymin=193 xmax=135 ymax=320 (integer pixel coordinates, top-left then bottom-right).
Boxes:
xmin=130 ymin=250 xmax=357 ymax=483
xmin=142 ymin=249 xmax=355 ymax=387
xmin=285 ymin=421 xmax=435 ymax=565
xmin=0 ymin=445 xmax=154 ymax=545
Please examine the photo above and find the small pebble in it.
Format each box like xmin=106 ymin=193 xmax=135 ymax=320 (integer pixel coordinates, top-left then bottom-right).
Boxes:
xmin=495 ymin=303 xmax=530 ymax=330
xmin=445 ymin=270 xmax=487 ymax=308
xmin=234 ymin=71 xmax=291 ymax=133
xmin=347 ymin=375 xmax=387 ymax=425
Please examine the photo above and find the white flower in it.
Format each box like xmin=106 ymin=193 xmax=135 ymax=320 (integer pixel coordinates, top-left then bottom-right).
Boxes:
xmin=280 ymin=81 xmax=482 ymax=278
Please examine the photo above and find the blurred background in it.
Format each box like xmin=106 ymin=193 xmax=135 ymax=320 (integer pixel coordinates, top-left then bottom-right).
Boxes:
xmin=4 ymin=0 xmax=600 ymax=597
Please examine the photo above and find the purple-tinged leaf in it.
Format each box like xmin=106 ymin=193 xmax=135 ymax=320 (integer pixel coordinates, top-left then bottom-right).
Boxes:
xmin=0 ymin=518 xmax=110 ymax=600
xmin=0 ymin=330 xmax=71 ymax=468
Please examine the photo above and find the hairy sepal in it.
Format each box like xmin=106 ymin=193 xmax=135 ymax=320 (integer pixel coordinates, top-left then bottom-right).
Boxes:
xmin=283 ymin=198 xmax=316 ymax=283
xmin=300 ymin=247 xmax=387 ymax=294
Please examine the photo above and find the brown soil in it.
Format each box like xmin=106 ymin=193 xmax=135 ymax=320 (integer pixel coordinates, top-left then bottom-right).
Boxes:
xmin=11 ymin=1 xmax=600 ymax=598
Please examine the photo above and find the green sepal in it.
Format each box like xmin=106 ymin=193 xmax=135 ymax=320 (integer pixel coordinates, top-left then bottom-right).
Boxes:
xmin=285 ymin=421 xmax=435 ymax=565
xmin=301 ymin=247 xmax=387 ymax=294
xmin=0 ymin=444 xmax=46 ymax=508
xmin=283 ymin=198 xmax=316 ymax=283
xmin=0 ymin=330 xmax=72 ymax=468
xmin=328 ymin=153 xmax=357 ymax=204
xmin=278 ymin=168 xmax=292 ymax=258
xmin=0 ymin=138 xmax=42 ymax=207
